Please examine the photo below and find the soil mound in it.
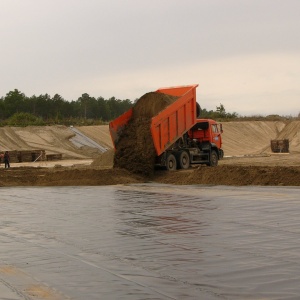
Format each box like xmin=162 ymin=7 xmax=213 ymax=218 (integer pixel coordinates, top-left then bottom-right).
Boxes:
xmin=133 ymin=92 xmax=178 ymax=118
xmin=113 ymin=92 xmax=178 ymax=176
xmin=91 ymin=149 xmax=114 ymax=168
xmin=154 ymin=165 xmax=300 ymax=186
xmin=1 ymin=164 xmax=300 ymax=187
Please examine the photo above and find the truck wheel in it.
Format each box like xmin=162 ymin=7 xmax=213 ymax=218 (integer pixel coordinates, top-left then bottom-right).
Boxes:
xmin=208 ymin=150 xmax=218 ymax=167
xmin=178 ymin=151 xmax=190 ymax=169
xmin=219 ymin=149 xmax=224 ymax=159
xmin=166 ymin=153 xmax=177 ymax=171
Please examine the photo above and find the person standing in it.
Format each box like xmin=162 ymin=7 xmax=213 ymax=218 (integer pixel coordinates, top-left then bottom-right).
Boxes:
xmin=4 ymin=151 xmax=10 ymax=168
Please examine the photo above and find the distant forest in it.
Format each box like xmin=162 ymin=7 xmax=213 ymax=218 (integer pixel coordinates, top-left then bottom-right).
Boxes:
xmin=0 ymin=89 xmax=133 ymax=126
xmin=0 ymin=89 xmax=297 ymax=127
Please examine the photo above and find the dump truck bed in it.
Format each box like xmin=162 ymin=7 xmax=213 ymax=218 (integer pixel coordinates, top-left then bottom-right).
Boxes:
xmin=109 ymin=84 xmax=199 ymax=156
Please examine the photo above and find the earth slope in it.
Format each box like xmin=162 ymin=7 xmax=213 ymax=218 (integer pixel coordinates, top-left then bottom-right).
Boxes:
xmin=0 ymin=121 xmax=300 ymax=187
xmin=0 ymin=121 xmax=299 ymax=158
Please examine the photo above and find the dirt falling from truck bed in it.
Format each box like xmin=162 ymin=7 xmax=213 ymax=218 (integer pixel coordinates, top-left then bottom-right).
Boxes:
xmin=114 ymin=92 xmax=179 ymax=176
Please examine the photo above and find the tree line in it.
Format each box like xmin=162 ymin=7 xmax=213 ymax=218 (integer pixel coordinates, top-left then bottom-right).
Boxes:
xmin=1 ymin=89 xmax=239 ymax=126
xmin=5 ymin=88 xmax=295 ymax=127
xmin=0 ymin=89 xmax=133 ymax=126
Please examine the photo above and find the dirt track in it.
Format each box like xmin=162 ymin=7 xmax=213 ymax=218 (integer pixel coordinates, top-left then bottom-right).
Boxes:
xmin=0 ymin=121 xmax=300 ymax=186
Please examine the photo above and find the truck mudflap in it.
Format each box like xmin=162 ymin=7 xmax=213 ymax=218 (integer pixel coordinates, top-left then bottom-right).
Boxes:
xmin=156 ymin=152 xmax=168 ymax=167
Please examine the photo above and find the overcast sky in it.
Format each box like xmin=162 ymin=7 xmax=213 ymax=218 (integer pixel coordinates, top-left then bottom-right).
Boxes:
xmin=1 ymin=0 xmax=299 ymax=116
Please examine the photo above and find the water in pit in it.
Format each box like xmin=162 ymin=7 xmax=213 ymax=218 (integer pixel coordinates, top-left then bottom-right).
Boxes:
xmin=0 ymin=184 xmax=300 ymax=300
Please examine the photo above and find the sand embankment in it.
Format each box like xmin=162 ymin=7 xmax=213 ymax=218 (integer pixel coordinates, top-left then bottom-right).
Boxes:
xmin=0 ymin=121 xmax=300 ymax=186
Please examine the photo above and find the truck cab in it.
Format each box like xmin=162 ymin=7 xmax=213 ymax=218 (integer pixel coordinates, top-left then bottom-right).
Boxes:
xmin=188 ymin=119 xmax=223 ymax=155
xmin=157 ymin=118 xmax=224 ymax=170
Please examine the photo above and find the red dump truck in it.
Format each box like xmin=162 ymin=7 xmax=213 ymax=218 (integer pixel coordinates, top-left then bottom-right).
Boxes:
xmin=109 ymin=84 xmax=224 ymax=170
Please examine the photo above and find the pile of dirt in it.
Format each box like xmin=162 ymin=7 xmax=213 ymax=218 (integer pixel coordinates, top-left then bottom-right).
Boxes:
xmin=113 ymin=92 xmax=178 ymax=176
xmin=91 ymin=149 xmax=114 ymax=168
xmin=154 ymin=165 xmax=300 ymax=186
xmin=0 ymin=167 xmax=143 ymax=187
xmin=132 ymin=92 xmax=178 ymax=118
xmin=1 ymin=164 xmax=300 ymax=187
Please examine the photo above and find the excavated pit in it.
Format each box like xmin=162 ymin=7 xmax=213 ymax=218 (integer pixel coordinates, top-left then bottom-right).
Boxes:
xmin=113 ymin=92 xmax=179 ymax=176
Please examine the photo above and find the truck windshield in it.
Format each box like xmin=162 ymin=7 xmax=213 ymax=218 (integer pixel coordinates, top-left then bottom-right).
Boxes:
xmin=212 ymin=124 xmax=219 ymax=133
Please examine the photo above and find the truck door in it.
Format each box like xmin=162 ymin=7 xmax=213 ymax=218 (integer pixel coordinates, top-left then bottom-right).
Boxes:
xmin=211 ymin=124 xmax=222 ymax=149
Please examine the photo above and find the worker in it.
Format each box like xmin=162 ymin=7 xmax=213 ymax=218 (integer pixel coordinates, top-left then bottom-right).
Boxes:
xmin=4 ymin=151 xmax=10 ymax=168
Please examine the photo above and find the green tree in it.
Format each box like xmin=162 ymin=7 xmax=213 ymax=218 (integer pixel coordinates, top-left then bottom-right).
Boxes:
xmin=216 ymin=103 xmax=226 ymax=117
xmin=0 ymin=97 xmax=4 ymax=119
xmin=0 ymin=89 xmax=134 ymax=124
xmin=3 ymin=89 xmax=26 ymax=118
xmin=97 ymin=97 xmax=111 ymax=121
xmin=78 ymin=93 xmax=91 ymax=120
xmin=7 ymin=112 xmax=44 ymax=126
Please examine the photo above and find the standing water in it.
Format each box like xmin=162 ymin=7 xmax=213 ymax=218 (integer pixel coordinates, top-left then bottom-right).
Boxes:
xmin=0 ymin=184 xmax=299 ymax=299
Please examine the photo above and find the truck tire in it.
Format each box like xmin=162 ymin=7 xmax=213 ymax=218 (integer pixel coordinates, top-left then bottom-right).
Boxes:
xmin=178 ymin=151 xmax=190 ymax=169
xmin=219 ymin=149 xmax=224 ymax=159
xmin=166 ymin=153 xmax=177 ymax=171
xmin=208 ymin=150 xmax=218 ymax=167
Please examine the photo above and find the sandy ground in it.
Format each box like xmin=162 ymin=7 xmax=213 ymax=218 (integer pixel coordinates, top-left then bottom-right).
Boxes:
xmin=0 ymin=125 xmax=113 ymax=160
xmin=0 ymin=121 xmax=300 ymax=186
xmin=221 ymin=120 xmax=300 ymax=156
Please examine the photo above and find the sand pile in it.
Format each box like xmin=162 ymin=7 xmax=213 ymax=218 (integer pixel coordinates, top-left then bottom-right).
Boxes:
xmin=113 ymin=92 xmax=178 ymax=176
xmin=91 ymin=149 xmax=114 ymax=168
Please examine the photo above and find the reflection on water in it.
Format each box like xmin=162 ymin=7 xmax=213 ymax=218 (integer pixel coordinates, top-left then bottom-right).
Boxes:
xmin=114 ymin=188 xmax=215 ymax=238
xmin=0 ymin=184 xmax=300 ymax=299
